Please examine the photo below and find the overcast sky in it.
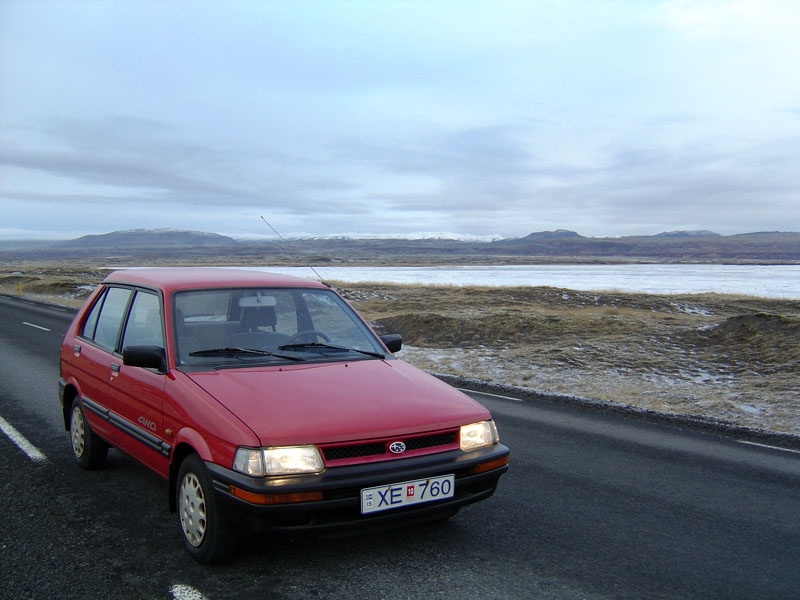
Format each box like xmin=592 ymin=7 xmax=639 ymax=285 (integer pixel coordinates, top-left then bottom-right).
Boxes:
xmin=2 ymin=0 xmax=799 ymax=240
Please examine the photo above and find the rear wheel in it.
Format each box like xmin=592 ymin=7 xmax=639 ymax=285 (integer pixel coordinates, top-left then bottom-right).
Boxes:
xmin=69 ymin=398 xmax=108 ymax=470
xmin=177 ymin=454 xmax=236 ymax=564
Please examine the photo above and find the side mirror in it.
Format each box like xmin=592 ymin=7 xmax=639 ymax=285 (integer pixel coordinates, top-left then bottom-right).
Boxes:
xmin=380 ymin=334 xmax=402 ymax=353
xmin=123 ymin=345 xmax=167 ymax=373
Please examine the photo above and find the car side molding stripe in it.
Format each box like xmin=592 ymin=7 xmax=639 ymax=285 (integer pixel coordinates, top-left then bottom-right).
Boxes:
xmin=81 ymin=396 xmax=171 ymax=457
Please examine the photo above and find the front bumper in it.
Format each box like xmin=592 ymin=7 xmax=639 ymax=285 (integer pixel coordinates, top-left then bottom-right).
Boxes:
xmin=205 ymin=443 xmax=509 ymax=536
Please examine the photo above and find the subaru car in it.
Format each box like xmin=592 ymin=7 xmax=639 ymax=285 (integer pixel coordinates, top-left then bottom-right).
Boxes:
xmin=59 ymin=268 xmax=509 ymax=563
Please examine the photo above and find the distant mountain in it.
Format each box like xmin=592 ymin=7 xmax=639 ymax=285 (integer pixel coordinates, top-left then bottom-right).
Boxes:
xmin=54 ymin=228 xmax=237 ymax=249
xmin=3 ymin=228 xmax=799 ymax=263
xmin=521 ymin=229 xmax=584 ymax=240
xmin=490 ymin=230 xmax=800 ymax=262
xmin=654 ymin=230 xmax=721 ymax=238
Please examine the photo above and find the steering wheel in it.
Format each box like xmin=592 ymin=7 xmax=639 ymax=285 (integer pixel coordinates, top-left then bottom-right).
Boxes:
xmin=282 ymin=329 xmax=331 ymax=345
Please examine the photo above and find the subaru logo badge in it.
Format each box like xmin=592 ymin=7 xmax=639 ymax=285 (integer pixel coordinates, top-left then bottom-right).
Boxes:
xmin=389 ymin=441 xmax=406 ymax=454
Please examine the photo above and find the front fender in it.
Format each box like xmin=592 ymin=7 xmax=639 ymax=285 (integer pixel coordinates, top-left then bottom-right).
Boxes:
xmin=168 ymin=427 xmax=216 ymax=512
xmin=172 ymin=427 xmax=214 ymax=462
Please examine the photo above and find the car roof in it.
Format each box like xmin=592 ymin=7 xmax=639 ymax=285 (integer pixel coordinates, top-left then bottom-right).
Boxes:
xmin=102 ymin=267 xmax=327 ymax=293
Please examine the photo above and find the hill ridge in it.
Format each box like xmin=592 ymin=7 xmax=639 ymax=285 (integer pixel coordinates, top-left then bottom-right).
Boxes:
xmin=2 ymin=228 xmax=799 ymax=263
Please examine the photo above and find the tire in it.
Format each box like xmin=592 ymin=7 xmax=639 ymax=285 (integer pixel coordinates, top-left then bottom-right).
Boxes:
xmin=176 ymin=454 xmax=237 ymax=564
xmin=69 ymin=398 xmax=108 ymax=470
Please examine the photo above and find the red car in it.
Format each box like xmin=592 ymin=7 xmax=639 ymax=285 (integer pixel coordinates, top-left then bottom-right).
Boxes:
xmin=59 ymin=268 xmax=509 ymax=563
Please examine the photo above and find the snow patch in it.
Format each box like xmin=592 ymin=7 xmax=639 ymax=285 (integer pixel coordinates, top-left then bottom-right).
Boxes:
xmin=231 ymin=231 xmax=504 ymax=242
xmin=669 ymin=302 xmax=714 ymax=316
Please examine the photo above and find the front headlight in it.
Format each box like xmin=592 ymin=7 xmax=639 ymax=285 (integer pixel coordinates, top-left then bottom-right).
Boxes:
xmin=460 ymin=420 xmax=499 ymax=451
xmin=233 ymin=445 xmax=324 ymax=477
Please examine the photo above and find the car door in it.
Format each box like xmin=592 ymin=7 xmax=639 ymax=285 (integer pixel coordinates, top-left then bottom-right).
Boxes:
xmin=73 ymin=285 xmax=133 ymax=446
xmin=112 ymin=289 xmax=170 ymax=477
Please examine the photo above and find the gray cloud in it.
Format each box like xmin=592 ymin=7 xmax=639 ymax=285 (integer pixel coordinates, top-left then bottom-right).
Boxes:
xmin=2 ymin=1 xmax=799 ymax=239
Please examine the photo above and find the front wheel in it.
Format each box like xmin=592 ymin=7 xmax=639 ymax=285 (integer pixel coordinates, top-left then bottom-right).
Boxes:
xmin=69 ymin=398 xmax=108 ymax=470
xmin=177 ymin=454 xmax=236 ymax=564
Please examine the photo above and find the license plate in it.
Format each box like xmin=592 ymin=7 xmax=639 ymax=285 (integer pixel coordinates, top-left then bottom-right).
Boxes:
xmin=361 ymin=474 xmax=455 ymax=514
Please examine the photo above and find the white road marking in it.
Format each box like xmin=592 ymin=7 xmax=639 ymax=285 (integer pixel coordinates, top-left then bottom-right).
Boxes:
xmin=170 ymin=584 xmax=208 ymax=600
xmin=0 ymin=415 xmax=47 ymax=462
xmin=22 ymin=321 xmax=51 ymax=332
xmin=739 ymin=440 xmax=800 ymax=455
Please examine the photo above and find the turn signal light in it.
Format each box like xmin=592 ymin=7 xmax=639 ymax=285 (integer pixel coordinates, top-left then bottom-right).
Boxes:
xmin=229 ymin=486 xmax=323 ymax=505
xmin=472 ymin=456 xmax=509 ymax=474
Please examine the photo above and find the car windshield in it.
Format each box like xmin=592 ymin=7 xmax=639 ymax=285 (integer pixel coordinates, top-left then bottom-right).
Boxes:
xmin=172 ymin=286 xmax=387 ymax=369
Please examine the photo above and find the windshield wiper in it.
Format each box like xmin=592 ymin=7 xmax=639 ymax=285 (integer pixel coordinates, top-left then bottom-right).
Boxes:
xmin=189 ymin=347 xmax=304 ymax=361
xmin=277 ymin=342 xmax=385 ymax=359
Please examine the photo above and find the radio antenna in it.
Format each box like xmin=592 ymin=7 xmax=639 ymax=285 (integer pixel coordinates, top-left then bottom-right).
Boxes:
xmin=260 ymin=216 xmax=325 ymax=282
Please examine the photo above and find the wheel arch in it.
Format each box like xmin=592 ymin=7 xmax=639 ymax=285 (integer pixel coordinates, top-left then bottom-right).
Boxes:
xmin=169 ymin=442 xmax=197 ymax=512
xmin=168 ymin=430 xmax=214 ymax=512
xmin=60 ymin=382 xmax=80 ymax=431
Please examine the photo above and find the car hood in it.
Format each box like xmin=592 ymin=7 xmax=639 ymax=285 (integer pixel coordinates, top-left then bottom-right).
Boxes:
xmin=185 ymin=359 xmax=490 ymax=446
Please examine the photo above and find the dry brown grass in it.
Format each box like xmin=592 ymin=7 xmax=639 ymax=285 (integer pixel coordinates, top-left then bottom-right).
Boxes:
xmin=3 ymin=264 xmax=799 ymax=434
xmin=336 ymin=282 xmax=800 ymax=434
xmin=0 ymin=265 xmax=107 ymax=307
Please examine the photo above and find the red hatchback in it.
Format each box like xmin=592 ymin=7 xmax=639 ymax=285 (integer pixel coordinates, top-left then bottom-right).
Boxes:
xmin=59 ymin=268 xmax=509 ymax=562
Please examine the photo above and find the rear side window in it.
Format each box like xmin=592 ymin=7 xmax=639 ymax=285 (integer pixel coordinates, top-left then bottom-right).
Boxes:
xmin=80 ymin=287 xmax=133 ymax=351
xmin=174 ymin=290 xmax=233 ymax=323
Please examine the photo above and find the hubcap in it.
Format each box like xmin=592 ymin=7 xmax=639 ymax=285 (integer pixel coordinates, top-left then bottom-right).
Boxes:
xmin=179 ymin=472 xmax=207 ymax=547
xmin=70 ymin=406 xmax=85 ymax=458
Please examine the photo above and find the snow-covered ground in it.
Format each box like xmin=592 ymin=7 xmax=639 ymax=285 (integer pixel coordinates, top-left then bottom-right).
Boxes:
xmin=253 ymin=264 xmax=800 ymax=299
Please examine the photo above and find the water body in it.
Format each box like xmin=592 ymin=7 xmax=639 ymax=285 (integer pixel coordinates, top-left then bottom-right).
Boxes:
xmin=255 ymin=264 xmax=800 ymax=299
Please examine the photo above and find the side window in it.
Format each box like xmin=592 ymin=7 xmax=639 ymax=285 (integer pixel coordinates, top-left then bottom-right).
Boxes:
xmin=82 ymin=287 xmax=132 ymax=351
xmin=121 ymin=291 xmax=163 ymax=349
xmin=175 ymin=290 xmax=232 ymax=323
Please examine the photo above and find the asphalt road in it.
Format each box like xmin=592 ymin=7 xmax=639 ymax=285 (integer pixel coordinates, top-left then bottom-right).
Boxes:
xmin=2 ymin=293 xmax=800 ymax=600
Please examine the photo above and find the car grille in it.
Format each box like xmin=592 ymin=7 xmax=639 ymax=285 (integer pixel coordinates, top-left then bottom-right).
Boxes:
xmin=320 ymin=430 xmax=458 ymax=463
xmin=323 ymin=442 xmax=385 ymax=461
